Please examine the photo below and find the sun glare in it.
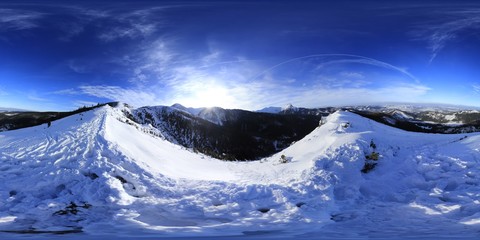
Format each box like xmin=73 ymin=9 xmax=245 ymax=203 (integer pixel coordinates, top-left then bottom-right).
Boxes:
xmin=184 ymin=84 xmax=233 ymax=108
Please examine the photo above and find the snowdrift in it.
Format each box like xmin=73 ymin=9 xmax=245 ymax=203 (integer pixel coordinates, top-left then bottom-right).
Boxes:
xmin=0 ymin=105 xmax=479 ymax=238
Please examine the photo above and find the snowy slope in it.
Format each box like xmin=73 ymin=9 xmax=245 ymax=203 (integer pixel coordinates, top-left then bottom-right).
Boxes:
xmin=0 ymin=105 xmax=479 ymax=239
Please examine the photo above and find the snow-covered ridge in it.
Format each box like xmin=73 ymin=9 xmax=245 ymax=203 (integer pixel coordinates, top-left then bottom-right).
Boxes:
xmin=170 ymin=103 xmax=227 ymax=125
xmin=0 ymin=105 xmax=479 ymax=238
xmin=132 ymin=104 xmax=322 ymax=160
xmin=390 ymin=109 xmax=414 ymax=120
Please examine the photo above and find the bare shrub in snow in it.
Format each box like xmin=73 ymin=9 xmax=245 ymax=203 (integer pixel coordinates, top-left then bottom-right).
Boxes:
xmin=362 ymin=140 xmax=379 ymax=173
xmin=280 ymin=154 xmax=291 ymax=163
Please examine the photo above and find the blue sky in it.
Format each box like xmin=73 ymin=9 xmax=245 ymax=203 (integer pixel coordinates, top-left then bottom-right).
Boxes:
xmin=1 ymin=0 xmax=480 ymax=111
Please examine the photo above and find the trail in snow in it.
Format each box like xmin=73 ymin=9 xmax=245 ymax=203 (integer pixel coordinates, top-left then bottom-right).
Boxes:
xmin=0 ymin=105 xmax=479 ymax=239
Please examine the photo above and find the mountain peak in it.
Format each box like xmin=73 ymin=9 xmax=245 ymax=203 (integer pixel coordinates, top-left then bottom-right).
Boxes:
xmin=171 ymin=103 xmax=186 ymax=109
xmin=257 ymin=106 xmax=282 ymax=114
xmin=282 ymin=103 xmax=297 ymax=111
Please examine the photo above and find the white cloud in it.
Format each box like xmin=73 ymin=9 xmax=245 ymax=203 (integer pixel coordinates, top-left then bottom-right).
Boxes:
xmin=58 ymin=22 xmax=85 ymax=41
xmin=78 ymin=85 xmax=161 ymax=107
xmin=127 ymin=38 xmax=179 ymax=85
xmin=67 ymin=59 xmax=89 ymax=73
xmin=27 ymin=93 xmax=49 ymax=102
xmin=48 ymin=24 xmax=429 ymax=110
xmin=340 ymin=71 xmax=364 ymax=79
xmin=0 ymin=5 xmax=168 ymax=42
xmin=147 ymin=39 xmax=178 ymax=70
xmin=55 ymin=6 xmax=108 ymax=41
xmin=104 ymin=44 xmax=429 ymax=109
xmin=71 ymin=74 xmax=430 ymax=111
xmin=254 ymin=83 xmax=431 ymax=109
xmin=52 ymin=88 xmax=80 ymax=95
xmin=256 ymin=54 xmax=420 ymax=84
xmin=473 ymin=84 xmax=480 ymax=94
xmin=97 ymin=7 xmax=166 ymax=42
xmin=98 ymin=25 xmax=153 ymax=42
xmin=0 ymin=8 xmax=44 ymax=31
xmin=412 ymin=9 xmax=480 ymax=62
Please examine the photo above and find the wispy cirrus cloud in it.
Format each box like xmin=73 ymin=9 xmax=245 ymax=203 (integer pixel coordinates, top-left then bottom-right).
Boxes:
xmin=0 ymin=4 xmax=171 ymax=42
xmin=43 ymin=7 xmax=430 ymax=110
xmin=52 ymin=88 xmax=79 ymax=95
xmin=67 ymin=59 xmax=90 ymax=74
xmin=58 ymin=5 xmax=169 ymax=42
xmin=54 ymin=7 xmax=108 ymax=41
xmin=263 ymin=83 xmax=431 ymax=108
xmin=339 ymin=71 xmax=365 ymax=79
xmin=78 ymin=85 xmax=161 ymax=107
xmin=64 ymin=49 xmax=430 ymax=110
xmin=0 ymin=8 xmax=44 ymax=31
xmin=71 ymin=79 xmax=430 ymax=110
xmin=473 ymin=84 xmax=480 ymax=94
xmin=412 ymin=8 xmax=480 ymax=62
xmin=96 ymin=6 xmax=170 ymax=42
xmin=127 ymin=38 xmax=180 ymax=85
xmin=27 ymin=92 xmax=50 ymax=102
xmin=254 ymin=54 xmax=419 ymax=84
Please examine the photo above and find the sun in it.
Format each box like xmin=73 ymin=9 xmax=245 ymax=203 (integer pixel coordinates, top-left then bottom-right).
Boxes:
xmin=183 ymin=83 xmax=234 ymax=108
xmin=198 ymin=85 xmax=232 ymax=108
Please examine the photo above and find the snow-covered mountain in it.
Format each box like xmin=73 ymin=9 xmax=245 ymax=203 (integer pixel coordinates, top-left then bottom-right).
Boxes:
xmin=0 ymin=107 xmax=29 ymax=112
xmin=131 ymin=105 xmax=321 ymax=160
xmin=353 ymin=109 xmax=480 ymax=134
xmin=170 ymin=103 xmax=228 ymax=125
xmin=282 ymin=103 xmax=298 ymax=112
xmin=260 ymin=104 xmax=480 ymax=134
xmin=0 ymin=104 xmax=479 ymax=239
xmin=170 ymin=103 xmax=204 ymax=116
xmin=257 ymin=106 xmax=282 ymax=114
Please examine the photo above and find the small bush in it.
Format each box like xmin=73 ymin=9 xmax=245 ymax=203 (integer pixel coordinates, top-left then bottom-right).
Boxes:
xmin=362 ymin=140 xmax=379 ymax=173
xmin=54 ymin=202 xmax=91 ymax=216
xmin=365 ymin=152 xmax=379 ymax=160
xmin=280 ymin=154 xmax=288 ymax=163
xmin=361 ymin=162 xmax=377 ymax=173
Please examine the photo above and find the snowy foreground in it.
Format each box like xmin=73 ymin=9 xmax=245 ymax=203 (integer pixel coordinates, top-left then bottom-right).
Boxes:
xmin=0 ymin=105 xmax=479 ymax=239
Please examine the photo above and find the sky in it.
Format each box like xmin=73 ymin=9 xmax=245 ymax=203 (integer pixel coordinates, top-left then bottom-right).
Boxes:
xmin=1 ymin=0 xmax=480 ymax=111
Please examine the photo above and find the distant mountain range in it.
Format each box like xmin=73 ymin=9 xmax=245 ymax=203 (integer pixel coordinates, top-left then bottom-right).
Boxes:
xmin=0 ymin=107 xmax=30 ymax=112
xmin=2 ymin=102 xmax=480 ymax=160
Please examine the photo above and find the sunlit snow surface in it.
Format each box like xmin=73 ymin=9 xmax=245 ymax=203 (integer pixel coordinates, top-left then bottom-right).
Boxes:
xmin=0 ymin=105 xmax=479 ymax=239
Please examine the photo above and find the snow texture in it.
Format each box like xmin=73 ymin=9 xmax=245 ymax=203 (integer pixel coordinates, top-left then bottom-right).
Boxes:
xmin=0 ymin=105 xmax=479 ymax=239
